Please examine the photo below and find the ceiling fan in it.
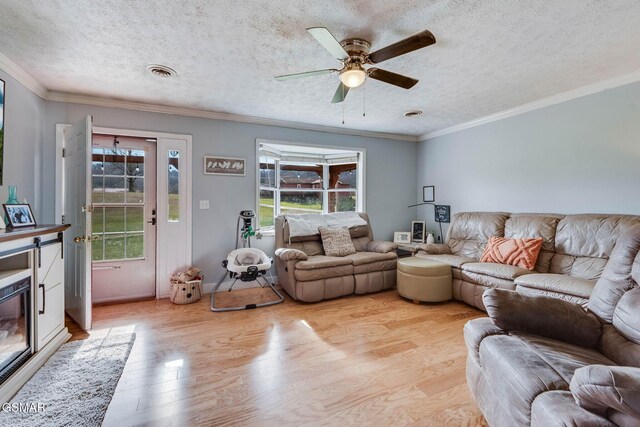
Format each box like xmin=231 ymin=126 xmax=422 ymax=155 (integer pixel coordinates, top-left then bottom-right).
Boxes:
xmin=275 ymin=27 xmax=436 ymax=103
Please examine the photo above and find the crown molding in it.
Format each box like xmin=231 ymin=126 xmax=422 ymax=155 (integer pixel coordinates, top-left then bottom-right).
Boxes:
xmin=0 ymin=51 xmax=48 ymax=98
xmin=46 ymin=91 xmax=420 ymax=142
xmin=420 ymin=71 xmax=640 ymax=141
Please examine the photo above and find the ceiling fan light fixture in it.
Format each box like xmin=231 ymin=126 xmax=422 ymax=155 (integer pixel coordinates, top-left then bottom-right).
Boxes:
xmin=340 ymin=68 xmax=366 ymax=88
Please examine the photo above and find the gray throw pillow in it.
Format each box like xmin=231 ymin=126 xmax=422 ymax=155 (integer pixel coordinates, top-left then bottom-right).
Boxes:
xmin=318 ymin=226 xmax=356 ymax=257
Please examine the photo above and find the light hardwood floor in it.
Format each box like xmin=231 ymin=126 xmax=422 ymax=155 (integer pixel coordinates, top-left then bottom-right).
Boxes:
xmin=69 ymin=288 xmax=488 ymax=426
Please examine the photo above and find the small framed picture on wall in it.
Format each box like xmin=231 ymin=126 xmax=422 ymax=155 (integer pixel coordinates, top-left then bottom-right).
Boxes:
xmin=411 ymin=221 xmax=425 ymax=243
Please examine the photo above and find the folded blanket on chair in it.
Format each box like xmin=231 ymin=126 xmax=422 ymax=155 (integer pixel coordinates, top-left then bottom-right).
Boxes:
xmin=285 ymin=212 xmax=367 ymax=238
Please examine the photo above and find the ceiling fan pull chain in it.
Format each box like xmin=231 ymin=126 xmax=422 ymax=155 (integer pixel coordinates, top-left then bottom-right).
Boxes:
xmin=363 ymin=81 xmax=366 ymax=117
xmin=342 ymin=85 xmax=345 ymax=124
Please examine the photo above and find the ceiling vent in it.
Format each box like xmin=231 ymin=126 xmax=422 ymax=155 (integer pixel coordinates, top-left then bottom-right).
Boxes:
xmin=147 ymin=64 xmax=177 ymax=78
xmin=404 ymin=110 xmax=423 ymax=117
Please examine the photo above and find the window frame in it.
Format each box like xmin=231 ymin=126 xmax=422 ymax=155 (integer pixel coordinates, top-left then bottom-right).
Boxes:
xmin=256 ymin=139 xmax=365 ymax=232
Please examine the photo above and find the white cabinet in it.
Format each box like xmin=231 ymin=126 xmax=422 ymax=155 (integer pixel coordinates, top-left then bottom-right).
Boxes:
xmin=35 ymin=236 xmax=65 ymax=351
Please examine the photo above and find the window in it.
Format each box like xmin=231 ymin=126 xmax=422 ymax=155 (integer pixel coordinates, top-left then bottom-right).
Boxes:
xmin=257 ymin=141 xmax=364 ymax=230
xmin=168 ymin=150 xmax=180 ymax=222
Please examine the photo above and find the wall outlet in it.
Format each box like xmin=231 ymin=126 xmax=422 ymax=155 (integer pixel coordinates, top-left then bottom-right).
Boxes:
xmin=199 ymin=200 xmax=210 ymax=209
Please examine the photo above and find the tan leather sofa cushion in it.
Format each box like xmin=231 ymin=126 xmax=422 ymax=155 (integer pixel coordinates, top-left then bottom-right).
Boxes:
xmin=294 ymin=264 xmax=354 ymax=281
xmin=555 ymin=215 xmax=640 ymax=258
xmin=515 ymin=273 xmax=596 ymax=299
xmin=295 ymin=255 xmax=352 ymax=270
xmin=462 ymin=262 xmax=533 ymax=280
xmin=346 ymin=252 xmax=397 ymax=274
xmin=448 ymin=212 xmax=510 ymax=259
xmin=345 ymin=251 xmax=397 ymax=266
xmin=415 ymin=253 xmax=475 ymax=268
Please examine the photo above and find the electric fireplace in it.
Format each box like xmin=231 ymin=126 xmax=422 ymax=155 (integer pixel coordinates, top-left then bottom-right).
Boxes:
xmin=0 ymin=277 xmax=32 ymax=384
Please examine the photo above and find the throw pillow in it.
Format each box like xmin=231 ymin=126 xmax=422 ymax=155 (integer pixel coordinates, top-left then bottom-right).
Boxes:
xmin=318 ymin=226 xmax=357 ymax=257
xmin=480 ymin=237 xmax=543 ymax=270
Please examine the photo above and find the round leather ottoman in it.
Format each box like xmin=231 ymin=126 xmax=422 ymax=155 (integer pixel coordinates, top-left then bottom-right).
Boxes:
xmin=397 ymin=257 xmax=452 ymax=303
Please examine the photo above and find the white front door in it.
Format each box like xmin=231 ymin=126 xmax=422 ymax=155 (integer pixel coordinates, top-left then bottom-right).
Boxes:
xmin=63 ymin=116 xmax=93 ymax=331
xmin=90 ymin=136 xmax=157 ymax=303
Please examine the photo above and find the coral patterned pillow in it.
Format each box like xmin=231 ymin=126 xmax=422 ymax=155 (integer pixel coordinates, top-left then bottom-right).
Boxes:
xmin=480 ymin=237 xmax=543 ymax=270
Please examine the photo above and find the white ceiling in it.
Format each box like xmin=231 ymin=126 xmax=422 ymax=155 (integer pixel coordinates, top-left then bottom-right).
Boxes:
xmin=1 ymin=0 xmax=639 ymax=137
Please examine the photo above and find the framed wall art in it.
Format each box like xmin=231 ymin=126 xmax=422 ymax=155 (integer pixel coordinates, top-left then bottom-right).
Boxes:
xmin=203 ymin=155 xmax=246 ymax=176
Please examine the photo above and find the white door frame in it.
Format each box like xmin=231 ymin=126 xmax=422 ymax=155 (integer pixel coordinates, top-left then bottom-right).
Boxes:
xmin=56 ymin=124 xmax=193 ymax=299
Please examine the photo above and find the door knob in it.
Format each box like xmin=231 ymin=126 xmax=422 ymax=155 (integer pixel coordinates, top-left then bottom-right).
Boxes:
xmin=74 ymin=236 xmax=85 ymax=243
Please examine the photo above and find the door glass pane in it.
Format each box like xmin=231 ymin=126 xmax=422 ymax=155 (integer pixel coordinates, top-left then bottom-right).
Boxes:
xmin=125 ymin=177 xmax=144 ymax=203
xmin=92 ymin=238 xmax=104 ymax=262
xmin=104 ymin=233 xmax=125 ymax=261
xmin=104 ymin=177 xmax=125 ymax=203
xmin=168 ymin=150 xmax=180 ymax=222
xmin=280 ymin=191 xmax=323 ymax=215
xmin=103 ymin=149 xmax=125 ymax=175
xmin=92 ymin=176 xmax=104 ymax=203
xmin=328 ymin=191 xmax=357 ymax=213
xmin=104 ymin=207 xmax=125 ymax=233
xmin=127 ymin=150 xmax=145 ymax=176
xmin=92 ymin=148 xmax=105 ymax=175
xmin=92 ymin=207 xmax=105 ymax=233
xmin=126 ymin=207 xmax=144 ymax=232
xmin=280 ymin=163 xmax=323 ymax=189
xmin=259 ymin=190 xmax=275 ymax=228
xmin=126 ymin=233 xmax=144 ymax=259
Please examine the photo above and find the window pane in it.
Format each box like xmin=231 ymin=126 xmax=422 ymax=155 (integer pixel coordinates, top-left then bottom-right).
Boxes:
xmin=104 ymin=233 xmax=125 ymax=260
xmin=92 ymin=176 xmax=104 ymax=203
xmin=103 ymin=150 xmax=125 ymax=175
xmin=280 ymin=164 xmax=323 ymax=189
xmin=126 ymin=233 xmax=144 ymax=258
xmin=280 ymin=191 xmax=323 ymax=215
xmin=259 ymin=190 xmax=275 ymax=228
xmin=104 ymin=177 xmax=125 ymax=203
xmin=328 ymin=191 xmax=357 ymax=213
xmin=259 ymin=157 xmax=276 ymax=187
xmin=168 ymin=150 xmax=180 ymax=222
xmin=104 ymin=207 xmax=125 ymax=232
xmin=329 ymin=164 xmax=357 ymax=189
xmin=126 ymin=207 xmax=144 ymax=232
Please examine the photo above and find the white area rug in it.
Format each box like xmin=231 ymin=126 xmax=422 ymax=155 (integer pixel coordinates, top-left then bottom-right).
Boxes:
xmin=0 ymin=332 xmax=135 ymax=427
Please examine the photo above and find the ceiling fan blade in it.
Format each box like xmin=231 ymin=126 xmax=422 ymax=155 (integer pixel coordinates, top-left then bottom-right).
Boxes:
xmin=275 ymin=69 xmax=337 ymax=81
xmin=307 ymin=27 xmax=350 ymax=61
xmin=367 ymin=68 xmax=418 ymax=89
xmin=368 ymin=29 xmax=436 ymax=64
xmin=331 ymin=82 xmax=350 ymax=103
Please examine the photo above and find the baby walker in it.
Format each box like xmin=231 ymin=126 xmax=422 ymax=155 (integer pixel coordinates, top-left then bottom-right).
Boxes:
xmin=210 ymin=210 xmax=285 ymax=312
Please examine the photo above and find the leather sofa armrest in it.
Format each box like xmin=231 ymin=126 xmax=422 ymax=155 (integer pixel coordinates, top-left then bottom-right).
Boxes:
xmin=416 ymin=243 xmax=452 ymax=255
xmin=464 ymin=317 xmax=505 ymax=365
xmin=365 ymin=240 xmax=397 ymax=253
xmin=483 ymin=288 xmax=601 ymax=348
xmin=275 ymin=248 xmax=308 ymax=262
xmin=570 ymin=365 xmax=640 ymax=419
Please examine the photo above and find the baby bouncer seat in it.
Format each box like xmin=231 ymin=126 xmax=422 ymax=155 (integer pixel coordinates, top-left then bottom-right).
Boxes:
xmin=210 ymin=210 xmax=284 ymax=312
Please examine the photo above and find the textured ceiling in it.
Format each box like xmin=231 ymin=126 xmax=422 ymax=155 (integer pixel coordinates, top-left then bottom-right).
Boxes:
xmin=1 ymin=0 xmax=639 ymax=137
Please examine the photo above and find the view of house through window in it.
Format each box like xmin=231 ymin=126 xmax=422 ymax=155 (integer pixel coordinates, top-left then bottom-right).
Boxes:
xmin=258 ymin=141 xmax=363 ymax=229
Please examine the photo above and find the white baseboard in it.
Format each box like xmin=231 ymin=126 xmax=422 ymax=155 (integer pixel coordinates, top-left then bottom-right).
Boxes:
xmin=202 ymin=275 xmax=279 ymax=293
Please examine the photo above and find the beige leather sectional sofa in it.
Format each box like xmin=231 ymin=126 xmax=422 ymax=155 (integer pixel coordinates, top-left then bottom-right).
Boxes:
xmin=274 ymin=213 xmax=397 ymax=302
xmin=465 ymin=224 xmax=640 ymax=426
xmin=416 ymin=212 xmax=640 ymax=310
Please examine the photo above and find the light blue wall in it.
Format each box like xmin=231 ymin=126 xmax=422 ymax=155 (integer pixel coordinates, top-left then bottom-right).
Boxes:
xmin=417 ymin=81 xmax=640 ymax=240
xmin=43 ymin=101 xmax=418 ymax=281
xmin=0 ymin=70 xmax=45 ymax=219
